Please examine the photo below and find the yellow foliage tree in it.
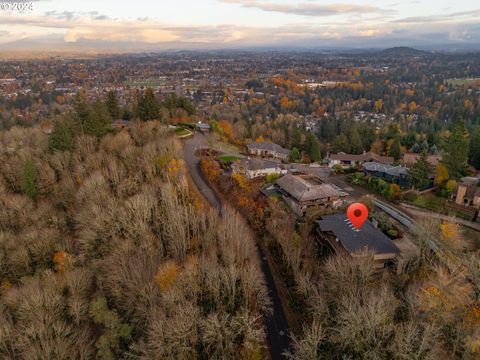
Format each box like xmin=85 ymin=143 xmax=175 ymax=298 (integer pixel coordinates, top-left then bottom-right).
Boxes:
xmin=374 ymin=99 xmax=383 ymax=112
xmin=434 ymin=164 xmax=450 ymax=186
xmin=53 ymin=251 xmax=72 ymax=273
xmin=154 ymin=260 xmax=180 ymax=291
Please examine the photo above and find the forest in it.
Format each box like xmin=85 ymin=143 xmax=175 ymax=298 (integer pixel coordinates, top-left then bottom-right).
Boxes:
xmin=0 ymin=119 xmax=270 ymax=359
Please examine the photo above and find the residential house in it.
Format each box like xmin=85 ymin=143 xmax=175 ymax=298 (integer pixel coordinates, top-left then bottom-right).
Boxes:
xmin=363 ymin=162 xmax=410 ymax=187
xmin=449 ymin=178 xmax=480 ymax=220
xmin=232 ymin=158 xmax=288 ymax=180
xmin=327 ymin=151 xmax=393 ymax=168
xmin=196 ymin=121 xmax=211 ymax=132
xmin=247 ymin=141 xmax=290 ymax=161
xmin=274 ymin=174 xmax=348 ymax=217
xmin=402 ymin=152 xmax=442 ymax=167
xmin=316 ymin=214 xmax=400 ymax=269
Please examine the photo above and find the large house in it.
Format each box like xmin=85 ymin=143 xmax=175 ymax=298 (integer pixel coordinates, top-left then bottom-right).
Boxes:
xmin=316 ymin=214 xmax=400 ymax=269
xmin=449 ymin=177 xmax=480 ymax=220
xmin=363 ymin=162 xmax=410 ymax=187
xmin=327 ymin=151 xmax=393 ymax=168
xmin=402 ymin=152 xmax=442 ymax=167
xmin=274 ymin=174 xmax=347 ymax=217
xmin=247 ymin=141 xmax=290 ymax=161
xmin=232 ymin=158 xmax=288 ymax=179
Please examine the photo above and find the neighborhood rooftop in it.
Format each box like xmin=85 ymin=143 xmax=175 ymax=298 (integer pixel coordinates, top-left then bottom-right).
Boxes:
xmin=316 ymin=214 xmax=400 ymax=255
xmin=363 ymin=161 xmax=408 ymax=177
xmin=329 ymin=151 xmax=393 ymax=164
xmin=247 ymin=141 xmax=290 ymax=155
xmin=275 ymin=174 xmax=347 ymax=202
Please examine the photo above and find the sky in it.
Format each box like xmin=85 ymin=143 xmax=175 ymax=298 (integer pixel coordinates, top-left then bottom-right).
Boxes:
xmin=0 ymin=0 xmax=480 ymax=52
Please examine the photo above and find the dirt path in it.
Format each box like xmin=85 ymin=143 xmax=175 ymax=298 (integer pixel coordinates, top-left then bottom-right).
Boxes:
xmin=182 ymin=133 xmax=292 ymax=359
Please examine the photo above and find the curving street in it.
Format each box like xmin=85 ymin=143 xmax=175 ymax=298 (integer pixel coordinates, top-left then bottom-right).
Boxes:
xmin=182 ymin=132 xmax=291 ymax=359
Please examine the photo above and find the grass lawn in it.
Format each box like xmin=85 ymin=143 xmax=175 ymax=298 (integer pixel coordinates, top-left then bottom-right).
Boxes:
xmin=218 ymin=155 xmax=242 ymax=162
xmin=175 ymin=128 xmax=192 ymax=137
xmin=405 ymin=193 xmax=446 ymax=211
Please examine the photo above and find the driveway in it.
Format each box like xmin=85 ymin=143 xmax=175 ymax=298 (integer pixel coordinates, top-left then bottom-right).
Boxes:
xmin=182 ymin=132 xmax=291 ymax=359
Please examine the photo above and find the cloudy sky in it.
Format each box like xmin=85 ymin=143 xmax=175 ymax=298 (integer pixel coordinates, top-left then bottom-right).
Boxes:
xmin=0 ymin=0 xmax=479 ymax=52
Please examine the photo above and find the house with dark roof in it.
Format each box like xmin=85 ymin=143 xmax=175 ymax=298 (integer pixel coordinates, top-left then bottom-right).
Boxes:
xmin=327 ymin=151 xmax=393 ymax=168
xmin=274 ymin=174 xmax=348 ymax=217
xmin=363 ymin=161 xmax=410 ymax=187
xmin=232 ymin=158 xmax=288 ymax=179
xmin=247 ymin=141 xmax=290 ymax=161
xmin=316 ymin=214 xmax=400 ymax=268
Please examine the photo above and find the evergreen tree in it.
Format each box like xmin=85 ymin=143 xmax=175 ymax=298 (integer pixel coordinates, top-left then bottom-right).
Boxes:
xmin=469 ymin=125 xmax=480 ymax=170
xmin=106 ymin=90 xmax=121 ymax=120
xmin=407 ymin=150 xmax=433 ymax=189
xmin=289 ymin=147 xmax=300 ymax=162
xmin=305 ymin=132 xmax=321 ymax=162
xmin=84 ymin=100 xmax=112 ymax=138
xmin=389 ymin=138 xmax=402 ymax=162
xmin=48 ymin=116 xmax=77 ymax=152
xmin=442 ymin=120 xmax=469 ymax=179
xmin=291 ymin=126 xmax=303 ymax=150
xmin=137 ymin=88 xmax=160 ymax=121
xmin=349 ymin=129 xmax=363 ymax=154
xmin=21 ymin=158 xmax=38 ymax=201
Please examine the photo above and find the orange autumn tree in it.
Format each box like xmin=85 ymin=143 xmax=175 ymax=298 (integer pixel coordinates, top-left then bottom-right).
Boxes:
xmin=218 ymin=120 xmax=234 ymax=141
xmin=154 ymin=260 xmax=180 ymax=291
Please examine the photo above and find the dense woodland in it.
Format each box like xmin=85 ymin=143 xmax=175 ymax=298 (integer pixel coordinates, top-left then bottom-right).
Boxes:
xmin=0 ymin=121 xmax=270 ymax=359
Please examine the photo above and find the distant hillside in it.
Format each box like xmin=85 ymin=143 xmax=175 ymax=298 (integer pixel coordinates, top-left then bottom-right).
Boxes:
xmin=380 ymin=46 xmax=429 ymax=56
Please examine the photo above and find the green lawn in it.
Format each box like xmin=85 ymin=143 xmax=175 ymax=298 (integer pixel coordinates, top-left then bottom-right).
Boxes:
xmin=218 ymin=155 xmax=242 ymax=162
xmin=405 ymin=193 xmax=446 ymax=211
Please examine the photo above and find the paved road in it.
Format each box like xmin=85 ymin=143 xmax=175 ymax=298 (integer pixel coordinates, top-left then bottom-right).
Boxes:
xmin=182 ymin=133 xmax=291 ymax=359
xmin=183 ymin=133 xmax=222 ymax=211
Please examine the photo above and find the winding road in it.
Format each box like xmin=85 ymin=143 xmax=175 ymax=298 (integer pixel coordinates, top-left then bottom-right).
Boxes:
xmin=182 ymin=133 xmax=291 ymax=360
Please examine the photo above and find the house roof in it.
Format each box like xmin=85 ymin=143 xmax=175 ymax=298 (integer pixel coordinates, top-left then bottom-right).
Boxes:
xmin=247 ymin=141 xmax=290 ymax=155
xmin=403 ymin=152 xmax=442 ymax=166
xmin=240 ymin=157 xmax=284 ymax=171
xmin=275 ymin=174 xmax=347 ymax=202
xmin=363 ymin=162 xmax=408 ymax=177
xmin=329 ymin=151 xmax=393 ymax=164
xmin=316 ymin=214 xmax=400 ymax=255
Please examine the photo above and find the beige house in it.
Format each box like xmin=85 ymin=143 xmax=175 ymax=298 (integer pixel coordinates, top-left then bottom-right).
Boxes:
xmin=247 ymin=142 xmax=290 ymax=161
xmin=274 ymin=174 xmax=347 ymax=217
xmin=232 ymin=158 xmax=287 ymax=179
xmin=327 ymin=151 xmax=393 ymax=168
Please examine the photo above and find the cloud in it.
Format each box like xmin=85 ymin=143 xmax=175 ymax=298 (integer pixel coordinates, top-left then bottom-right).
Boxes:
xmin=219 ymin=0 xmax=387 ymax=17
xmin=1 ymin=10 xmax=480 ymax=52
xmin=392 ymin=8 xmax=480 ymax=24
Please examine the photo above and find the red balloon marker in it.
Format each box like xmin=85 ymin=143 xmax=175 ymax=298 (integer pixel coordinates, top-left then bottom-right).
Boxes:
xmin=347 ymin=203 xmax=368 ymax=230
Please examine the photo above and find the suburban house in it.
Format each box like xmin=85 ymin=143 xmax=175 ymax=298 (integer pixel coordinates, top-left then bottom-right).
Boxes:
xmin=274 ymin=174 xmax=348 ymax=217
xmin=402 ymin=152 xmax=442 ymax=167
xmin=232 ymin=158 xmax=288 ymax=179
xmin=449 ymin=177 xmax=480 ymax=220
xmin=316 ymin=214 xmax=400 ymax=269
xmin=327 ymin=151 xmax=393 ymax=168
xmin=247 ymin=141 xmax=290 ymax=161
xmin=363 ymin=162 xmax=410 ymax=187
xmin=196 ymin=121 xmax=211 ymax=132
